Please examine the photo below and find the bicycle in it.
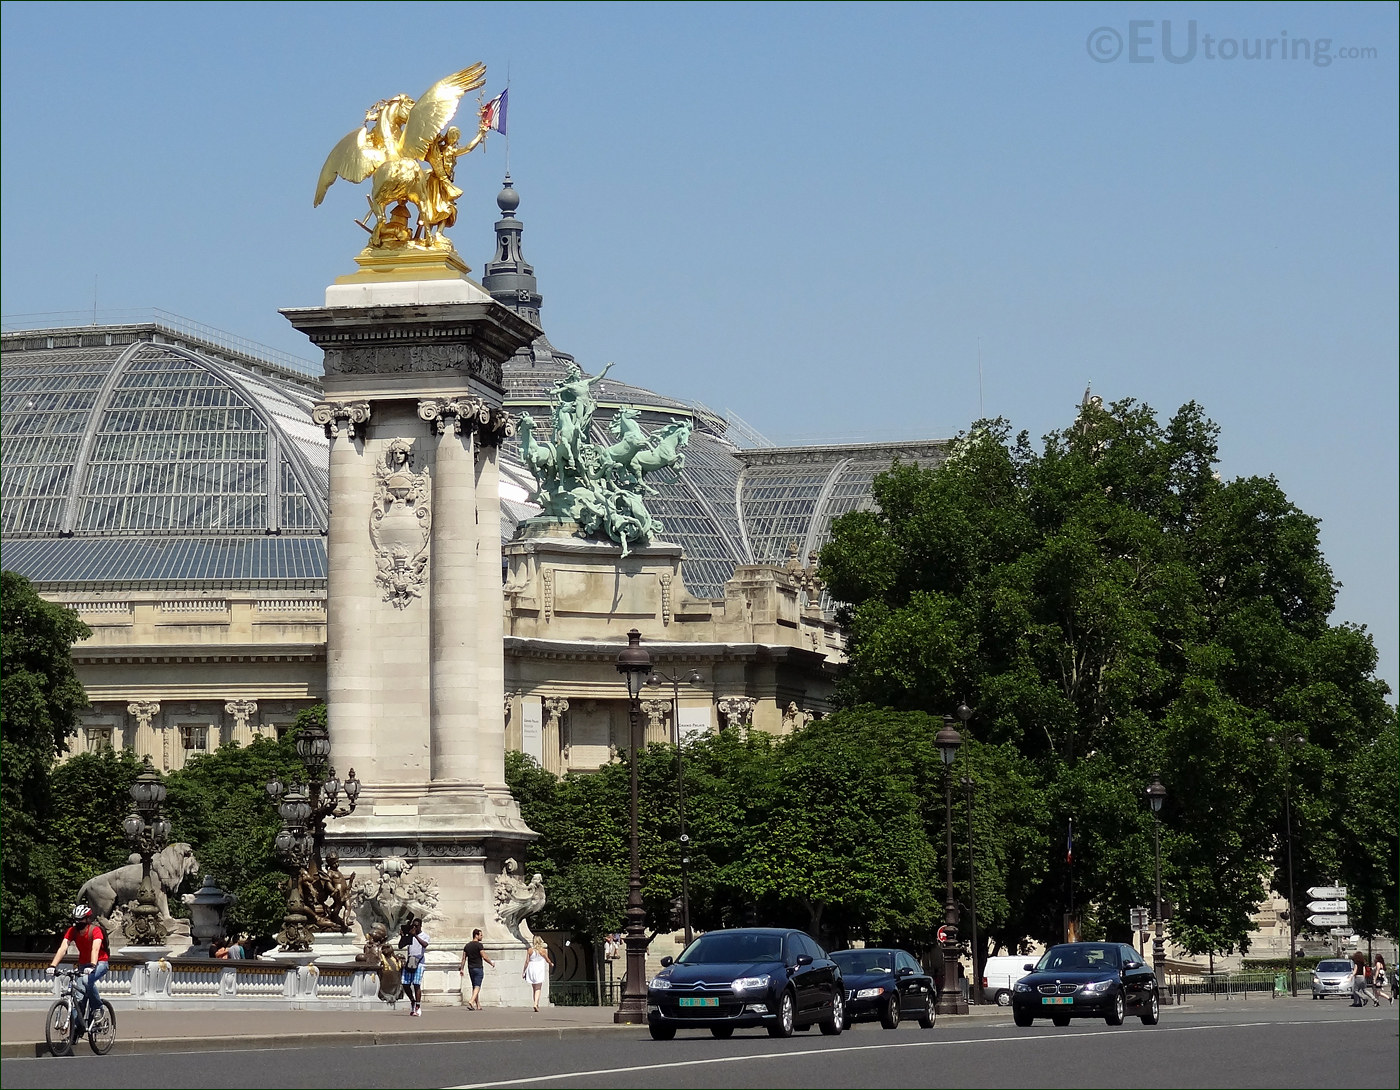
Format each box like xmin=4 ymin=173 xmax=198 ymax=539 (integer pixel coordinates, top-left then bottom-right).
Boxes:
xmin=45 ymin=966 xmax=116 ymax=1057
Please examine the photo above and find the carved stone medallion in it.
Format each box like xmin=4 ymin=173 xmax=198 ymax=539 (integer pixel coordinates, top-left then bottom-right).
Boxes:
xmin=369 ymin=439 xmax=431 ymax=608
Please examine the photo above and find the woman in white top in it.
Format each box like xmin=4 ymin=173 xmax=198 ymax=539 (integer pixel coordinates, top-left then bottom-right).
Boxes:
xmin=522 ymin=936 xmax=554 ymax=1012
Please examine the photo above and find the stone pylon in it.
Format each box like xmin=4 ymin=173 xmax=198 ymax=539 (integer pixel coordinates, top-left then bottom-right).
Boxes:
xmin=283 ymin=275 xmax=539 ymax=1005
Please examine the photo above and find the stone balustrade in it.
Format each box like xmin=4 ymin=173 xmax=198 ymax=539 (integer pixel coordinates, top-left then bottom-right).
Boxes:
xmin=0 ymin=954 xmax=382 ymax=1009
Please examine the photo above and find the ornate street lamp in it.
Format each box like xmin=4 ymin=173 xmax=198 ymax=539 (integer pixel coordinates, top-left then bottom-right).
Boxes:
xmin=1145 ymin=776 xmax=1169 ymax=996
xmin=122 ymin=758 xmax=172 ymax=946
xmin=1266 ymin=734 xmax=1305 ymax=997
xmin=955 ymin=702 xmax=978 ymax=1004
xmin=647 ymin=665 xmax=705 ymax=948
xmin=265 ymin=719 xmax=361 ymax=952
xmin=614 ymin=629 xmax=653 ymax=1023
xmin=935 ymin=716 xmax=967 ymax=1014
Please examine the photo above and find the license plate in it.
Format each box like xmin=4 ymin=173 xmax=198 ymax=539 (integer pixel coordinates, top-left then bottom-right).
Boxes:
xmin=1042 ymin=996 xmax=1073 ymax=1005
xmin=678 ymin=997 xmax=719 ymax=1007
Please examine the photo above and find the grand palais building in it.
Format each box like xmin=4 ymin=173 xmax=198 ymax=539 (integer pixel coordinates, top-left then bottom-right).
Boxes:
xmin=1 ymin=179 xmax=946 ymax=775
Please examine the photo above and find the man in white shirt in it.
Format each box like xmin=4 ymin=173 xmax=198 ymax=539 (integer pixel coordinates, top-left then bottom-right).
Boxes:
xmin=399 ymin=918 xmax=430 ymax=1016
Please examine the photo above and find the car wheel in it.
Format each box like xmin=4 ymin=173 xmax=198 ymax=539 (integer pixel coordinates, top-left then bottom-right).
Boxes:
xmin=820 ymin=991 xmax=844 ymax=1035
xmin=1105 ymin=991 xmax=1125 ymax=1026
xmin=1013 ymin=1007 xmax=1034 ymax=1028
xmin=918 ymin=994 xmax=936 ymax=1028
xmin=1051 ymin=1013 xmax=1071 ymax=1027
xmin=767 ymin=991 xmax=795 ymax=1038
xmin=710 ymin=1026 xmax=734 ymax=1039
xmin=995 ymin=989 xmax=1012 ymax=1007
xmin=880 ymin=994 xmax=901 ymax=1030
xmin=1139 ymin=991 xmax=1159 ymax=1026
xmin=649 ymin=1023 xmax=676 ymax=1040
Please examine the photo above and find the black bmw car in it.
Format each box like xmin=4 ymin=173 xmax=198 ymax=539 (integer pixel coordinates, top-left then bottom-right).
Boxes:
xmin=828 ymin=947 xmax=936 ymax=1029
xmin=1011 ymin=942 xmax=1160 ymax=1027
xmin=646 ymin=928 xmax=845 ymax=1039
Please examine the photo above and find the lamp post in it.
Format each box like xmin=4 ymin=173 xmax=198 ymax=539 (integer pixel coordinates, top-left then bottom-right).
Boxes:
xmin=122 ymin=758 xmax=173 ymax=947
xmin=1145 ymin=776 xmax=1168 ymax=992
xmin=935 ymin=717 xmax=967 ymax=1014
xmin=1267 ymin=734 xmax=1305 ymax=997
xmin=265 ymin=719 xmax=360 ymax=951
xmin=955 ymin=702 xmax=978 ymax=1003
xmin=647 ymin=664 xmax=704 ymax=948
xmin=614 ymin=629 xmax=653 ymax=1023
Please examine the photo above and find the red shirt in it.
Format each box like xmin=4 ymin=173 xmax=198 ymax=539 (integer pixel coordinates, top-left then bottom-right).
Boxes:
xmin=62 ymin=923 xmax=108 ymax=964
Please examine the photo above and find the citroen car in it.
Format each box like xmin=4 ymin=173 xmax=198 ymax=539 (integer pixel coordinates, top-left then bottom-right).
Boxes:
xmin=828 ymin=947 xmax=936 ymax=1029
xmin=646 ymin=927 xmax=845 ymax=1039
xmin=1011 ymin=942 xmax=1159 ymax=1027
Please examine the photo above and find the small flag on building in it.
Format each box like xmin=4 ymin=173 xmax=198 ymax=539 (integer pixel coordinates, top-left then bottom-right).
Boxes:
xmin=1066 ymin=819 xmax=1074 ymax=864
xmin=482 ymin=88 xmax=508 ymax=135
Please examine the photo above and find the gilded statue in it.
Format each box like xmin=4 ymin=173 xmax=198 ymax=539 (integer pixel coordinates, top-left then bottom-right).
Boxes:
xmin=315 ymin=65 xmax=495 ymax=251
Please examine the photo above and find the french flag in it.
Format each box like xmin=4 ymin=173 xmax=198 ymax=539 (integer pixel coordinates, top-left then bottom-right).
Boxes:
xmin=482 ymin=89 xmax=508 ymax=135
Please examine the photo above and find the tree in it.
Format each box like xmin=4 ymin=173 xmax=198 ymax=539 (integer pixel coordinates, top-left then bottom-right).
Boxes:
xmin=821 ymin=399 xmax=1396 ymax=953
xmin=2 ymin=571 xmax=91 ymax=935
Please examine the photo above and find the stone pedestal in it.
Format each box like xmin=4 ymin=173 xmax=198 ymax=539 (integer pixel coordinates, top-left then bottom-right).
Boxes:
xmin=283 ymin=274 xmax=541 ymax=1004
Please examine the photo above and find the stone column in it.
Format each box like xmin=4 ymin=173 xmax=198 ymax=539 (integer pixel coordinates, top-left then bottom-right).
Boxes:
xmin=420 ymin=398 xmax=481 ymax=787
xmin=128 ymin=700 xmax=160 ymax=763
xmin=543 ymin=697 xmax=568 ymax=774
xmin=224 ymin=699 xmax=259 ymax=747
xmin=312 ymin=401 xmax=376 ymax=785
xmin=642 ymin=699 xmax=671 ymax=747
xmin=475 ymin=415 xmax=511 ymax=787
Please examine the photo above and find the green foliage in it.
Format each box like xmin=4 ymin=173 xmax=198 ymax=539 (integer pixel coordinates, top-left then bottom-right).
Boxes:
xmin=2 ymin=571 xmax=91 ymax=936
xmin=821 ymin=399 xmax=1397 ymax=955
xmin=163 ymin=730 xmax=307 ymax=939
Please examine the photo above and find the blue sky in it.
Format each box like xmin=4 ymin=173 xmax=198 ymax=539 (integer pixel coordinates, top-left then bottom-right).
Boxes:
xmin=2 ymin=2 xmax=1396 ymax=692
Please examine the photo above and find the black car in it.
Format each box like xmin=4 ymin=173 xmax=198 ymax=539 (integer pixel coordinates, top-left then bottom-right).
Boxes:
xmin=828 ymin=947 xmax=936 ymax=1030
xmin=646 ymin=928 xmax=845 ymax=1040
xmin=1011 ymin=942 xmax=1160 ymax=1027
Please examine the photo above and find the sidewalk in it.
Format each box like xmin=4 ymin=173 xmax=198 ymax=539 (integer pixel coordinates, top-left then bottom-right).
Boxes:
xmin=0 ymin=999 xmax=1011 ymax=1059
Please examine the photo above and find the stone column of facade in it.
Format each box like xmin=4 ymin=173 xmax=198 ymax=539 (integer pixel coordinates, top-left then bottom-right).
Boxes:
xmin=419 ymin=398 xmax=481 ymax=790
xmin=543 ymin=697 xmax=568 ymax=775
xmin=311 ymin=401 xmax=377 ymax=785
xmin=128 ymin=700 xmax=160 ymax=760
xmin=224 ymin=699 xmax=259 ymax=747
xmin=642 ymin=699 xmax=670 ymax=747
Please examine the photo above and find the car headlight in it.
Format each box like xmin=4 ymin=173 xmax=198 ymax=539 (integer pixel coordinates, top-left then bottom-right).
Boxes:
xmin=649 ymin=977 xmax=673 ymax=990
xmin=732 ymin=975 xmax=770 ymax=993
xmin=1080 ymin=980 xmax=1111 ymax=993
xmin=1014 ymin=981 xmax=1033 ymax=992
xmin=856 ymin=986 xmax=886 ymax=999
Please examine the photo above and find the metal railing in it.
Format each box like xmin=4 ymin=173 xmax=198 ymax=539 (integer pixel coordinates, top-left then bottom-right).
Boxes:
xmin=548 ymin=980 xmax=623 ymax=1007
xmin=1166 ymin=971 xmax=1281 ymax=1000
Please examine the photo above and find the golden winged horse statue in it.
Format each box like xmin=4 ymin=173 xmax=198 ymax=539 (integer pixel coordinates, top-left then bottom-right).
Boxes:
xmin=315 ymin=65 xmax=491 ymax=249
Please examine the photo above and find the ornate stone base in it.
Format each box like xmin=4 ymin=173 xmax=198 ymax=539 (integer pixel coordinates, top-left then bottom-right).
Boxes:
xmin=336 ymin=243 xmax=474 ymax=284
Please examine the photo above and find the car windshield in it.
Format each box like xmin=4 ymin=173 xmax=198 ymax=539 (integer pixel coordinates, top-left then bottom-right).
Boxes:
xmin=830 ymin=950 xmax=894 ymax=974
xmin=679 ymin=932 xmax=783 ymax=964
xmin=1317 ymin=960 xmax=1352 ymax=973
xmin=1035 ymin=944 xmax=1121 ymax=972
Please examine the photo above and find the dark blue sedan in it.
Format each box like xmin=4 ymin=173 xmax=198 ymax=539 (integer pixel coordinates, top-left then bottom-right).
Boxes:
xmin=829 ymin=947 xmax=937 ymax=1029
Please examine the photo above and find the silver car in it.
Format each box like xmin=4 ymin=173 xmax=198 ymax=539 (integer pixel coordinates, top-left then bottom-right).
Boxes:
xmin=1312 ymin=959 xmax=1354 ymax=1000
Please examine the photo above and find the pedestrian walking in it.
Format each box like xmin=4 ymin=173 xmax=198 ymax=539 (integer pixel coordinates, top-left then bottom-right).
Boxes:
xmin=1350 ymin=949 xmax=1371 ymax=1006
xmin=1371 ymin=956 xmax=1391 ymax=1006
xmin=399 ymin=917 xmax=429 ymax=1017
xmin=459 ymin=928 xmax=494 ymax=1010
xmin=522 ymin=936 xmax=554 ymax=1013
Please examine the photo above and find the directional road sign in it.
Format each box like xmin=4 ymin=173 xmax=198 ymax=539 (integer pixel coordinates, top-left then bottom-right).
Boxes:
xmin=1306 ymin=885 xmax=1348 ymax=899
xmin=1329 ymin=928 xmax=1353 ymax=937
xmin=1308 ymin=913 xmax=1348 ymax=927
xmin=1308 ymin=899 xmax=1348 ymax=914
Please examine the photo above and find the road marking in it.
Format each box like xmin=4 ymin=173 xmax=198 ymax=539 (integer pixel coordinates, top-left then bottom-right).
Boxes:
xmin=442 ymin=1017 xmax=1377 ymax=1088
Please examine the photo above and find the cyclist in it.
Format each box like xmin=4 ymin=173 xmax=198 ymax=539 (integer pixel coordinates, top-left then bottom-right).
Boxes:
xmin=46 ymin=904 xmax=110 ymax=1030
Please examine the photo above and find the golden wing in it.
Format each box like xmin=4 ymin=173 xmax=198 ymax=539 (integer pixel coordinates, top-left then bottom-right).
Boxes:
xmin=314 ymin=126 xmax=389 ymax=207
xmin=400 ymin=63 xmax=487 ymax=161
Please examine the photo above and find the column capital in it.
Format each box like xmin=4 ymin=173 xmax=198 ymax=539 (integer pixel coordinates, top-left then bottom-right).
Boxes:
xmin=312 ymin=400 xmax=371 ymax=439
xmin=417 ymin=397 xmax=515 ymax=444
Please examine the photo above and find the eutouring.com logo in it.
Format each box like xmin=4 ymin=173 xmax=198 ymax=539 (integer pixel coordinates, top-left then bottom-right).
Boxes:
xmin=1086 ymin=21 xmax=1378 ymax=67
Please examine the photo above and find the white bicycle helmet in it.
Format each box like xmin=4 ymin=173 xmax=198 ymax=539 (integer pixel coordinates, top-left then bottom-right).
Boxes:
xmin=71 ymin=903 xmax=94 ymax=922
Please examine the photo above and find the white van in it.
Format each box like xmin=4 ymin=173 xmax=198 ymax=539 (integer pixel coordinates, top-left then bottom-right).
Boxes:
xmin=981 ymin=955 xmax=1034 ymax=1006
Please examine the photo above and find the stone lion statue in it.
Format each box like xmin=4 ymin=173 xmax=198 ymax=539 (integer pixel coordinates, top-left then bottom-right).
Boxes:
xmin=77 ymin=843 xmax=199 ymax=926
